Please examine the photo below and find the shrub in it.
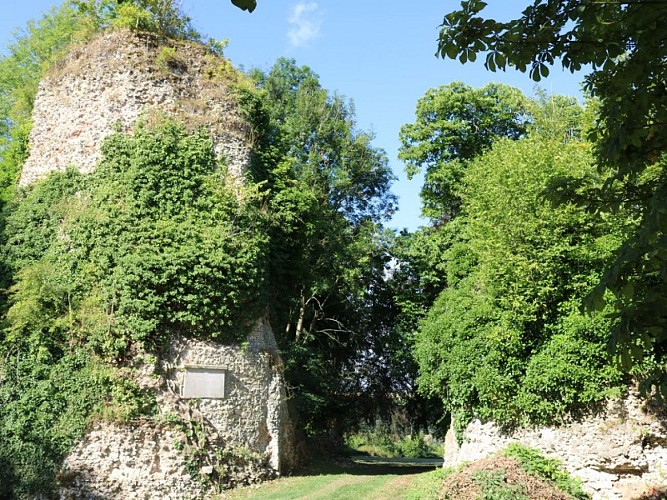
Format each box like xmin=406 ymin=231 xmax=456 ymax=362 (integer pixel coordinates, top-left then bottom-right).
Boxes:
xmin=5 ymin=120 xmax=269 ymax=357
xmin=112 ymin=3 xmax=154 ymax=31
xmin=504 ymin=443 xmax=589 ymax=499
xmin=0 ymin=348 xmax=116 ymax=498
xmin=471 ymin=469 xmax=529 ymax=500
xmin=345 ymin=423 xmax=441 ymax=458
xmin=110 ymin=0 xmax=200 ymax=40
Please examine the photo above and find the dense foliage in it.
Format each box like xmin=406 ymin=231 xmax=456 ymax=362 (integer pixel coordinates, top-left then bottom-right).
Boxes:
xmin=402 ymin=92 xmax=633 ymax=432
xmin=436 ymin=0 xmax=667 ymax=389
xmin=0 ymin=350 xmax=118 ymax=497
xmin=247 ymin=58 xmax=415 ymax=435
xmin=399 ymin=82 xmax=529 ymax=224
xmin=0 ymin=120 xmax=268 ymax=496
xmin=8 ymin=121 xmax=268 ymax=352
xmin=0 ymin=0 xmax=224 ymax=316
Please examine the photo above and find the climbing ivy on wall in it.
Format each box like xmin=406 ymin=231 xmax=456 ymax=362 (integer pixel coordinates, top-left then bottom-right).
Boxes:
xmin=5 ymin=120 xmax=268 ymax=356
xmin=0 ymin=120 xmax=269 ymax=497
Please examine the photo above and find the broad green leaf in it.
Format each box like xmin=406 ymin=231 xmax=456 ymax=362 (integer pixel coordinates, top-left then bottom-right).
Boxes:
xmin=230 ymin=0 xmax=257 ymax=12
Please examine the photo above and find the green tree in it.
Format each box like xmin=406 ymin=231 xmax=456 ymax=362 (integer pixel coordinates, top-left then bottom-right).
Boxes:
xmin=436 ymin=0 xmax=667 ymax=386
xmin=392 ymin=83 xmax=538 ymax=434
xmin=399 ymin=82 xmax=528 ymax=224
xmin=248 ymin=58 xmax=399 ymax=435
xmin=414 ymin=101 xmax=629 ymax=432
xmin=395 ymin=82 xmax=531 ymax=332
xmin=106 ymin=0 xmax=201 ymax=39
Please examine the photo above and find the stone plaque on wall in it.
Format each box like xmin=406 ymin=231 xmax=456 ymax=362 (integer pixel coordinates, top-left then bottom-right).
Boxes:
xmin=182 ymin=366 xmax=226 ymax=399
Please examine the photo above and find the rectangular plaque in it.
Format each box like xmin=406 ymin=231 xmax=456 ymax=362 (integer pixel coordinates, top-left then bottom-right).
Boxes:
xmin=182 ymin=366 xmax=226 ymax=399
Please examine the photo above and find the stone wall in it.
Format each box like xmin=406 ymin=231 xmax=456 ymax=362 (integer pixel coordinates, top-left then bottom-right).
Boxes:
xmin=20 ymin=29 xmax=251 ymax=186
xmin=60 ymin=320 xmax=298 ymax=499
xmin=59 ymin=422 xmax=210 ymax=500
xmin=444 ymin=392 xmax=667 ymax=499
xmin=164 ymin=319 xmax=299 ymax=472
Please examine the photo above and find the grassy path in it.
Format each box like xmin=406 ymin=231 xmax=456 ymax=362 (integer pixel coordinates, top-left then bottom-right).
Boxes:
xmin=225 ymin=457 xmax=443 ymax=500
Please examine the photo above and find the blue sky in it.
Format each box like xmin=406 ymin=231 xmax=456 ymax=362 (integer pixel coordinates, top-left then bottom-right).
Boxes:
xmin=1 ymin=1 xmax=586 ymax=231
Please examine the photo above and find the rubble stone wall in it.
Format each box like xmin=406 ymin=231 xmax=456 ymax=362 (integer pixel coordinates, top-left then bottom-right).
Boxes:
xmin=60 ymin=321 xmax=298 ymax=499
xmin=20 ymin=29 xmax=251 ymax=187
xmin=164 ymin=320 xmax=299 ymax=472
xmin=445 ymin=393 xmax=667 ymax=499
xmin=59 ymin=422 xmax=209 ymax=500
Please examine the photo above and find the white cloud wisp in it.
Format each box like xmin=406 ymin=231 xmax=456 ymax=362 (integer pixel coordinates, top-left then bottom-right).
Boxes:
xmin=288 ymin=2 xmax=321 ymax=48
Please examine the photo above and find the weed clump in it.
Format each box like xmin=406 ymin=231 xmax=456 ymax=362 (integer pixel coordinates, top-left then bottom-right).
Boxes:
xmin=438 ymin=445 xmax=590 ymax=500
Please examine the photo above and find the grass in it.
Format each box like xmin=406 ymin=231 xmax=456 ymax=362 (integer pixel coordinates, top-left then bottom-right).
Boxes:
xmin=344 ymin=429 xmax=443 ymax=459
xmin=404 ymin=467 xmax=454 ymax=500
xmin=224 ymin=458 xmax=443 ymax=500
xmin=223 ymin=444 xmax=589 ymax=500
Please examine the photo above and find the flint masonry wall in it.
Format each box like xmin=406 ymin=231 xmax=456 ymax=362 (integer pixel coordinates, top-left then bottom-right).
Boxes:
xmin=165 ymin=319 xmax=298 ymax=472
xmin=20 ymin=29 xmax=251 ymax=186
xmin=445 ymin=392 xmax=667 ymax=499
xmin=60 ymin=320 xmax=297 ymax=499
xmin=60 ymin=422 xmax=211 ymax=500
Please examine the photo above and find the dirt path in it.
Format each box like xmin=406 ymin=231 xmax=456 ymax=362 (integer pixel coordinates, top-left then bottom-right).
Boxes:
xmin=225 ymin=457 xmax=442 ymax=500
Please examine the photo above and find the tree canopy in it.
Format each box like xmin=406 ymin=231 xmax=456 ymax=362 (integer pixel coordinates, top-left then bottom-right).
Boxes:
xmin=399 ymin=82 xmax=528 ymax=224
xmin=413 ymin=94 xmax=630 ymax=432
xmin=437 ymin=0 xmax=667 ymax=385
xmin=246 ymin=58 xmax=413 ymax=434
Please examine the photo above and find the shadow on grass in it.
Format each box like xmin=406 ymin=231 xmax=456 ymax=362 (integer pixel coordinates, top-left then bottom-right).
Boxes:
xmin=289 ymin=456 xmax=442 ymax=478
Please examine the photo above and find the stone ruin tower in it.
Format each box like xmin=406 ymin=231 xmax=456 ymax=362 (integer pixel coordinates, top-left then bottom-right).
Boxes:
xmin=20 ymin=29 xmax=298 ymax=498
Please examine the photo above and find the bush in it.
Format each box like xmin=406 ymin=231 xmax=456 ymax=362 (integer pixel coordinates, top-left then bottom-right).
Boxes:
xmin=112 ymin=3 xmax=154 ymax=31
xmin=345 ymin=423 xmax=441 ymax=458
xmin=0 ymin=349 xmax=116 ymax=498
xmin=516 ymin=306 xmax=624 ymax=424
xmin=5 ymin=120 xmax=269 ymax=357
xmin=504 ymin=443 xmax=589 ymax=499
xmin=110 ymin=0 xmax=200 ymax=40
xmin=155 ymin=45 xmax=186 ymax=72
xmin=397 ymin=432 xmax=433 ymax=458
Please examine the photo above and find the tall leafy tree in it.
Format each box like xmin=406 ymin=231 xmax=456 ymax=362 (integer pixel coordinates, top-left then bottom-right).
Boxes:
xmin=414 ymin=98 xmax=629 ymax=433
xmin=436 ymin=0 xmax=667 ymax=386
xmin=399 ymin=82 xmax=528 ymax=224
xmin=395 ymin=82 xmax=530 ymax=319
xmin=249 ymin=58 xmax=398 ymax=435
